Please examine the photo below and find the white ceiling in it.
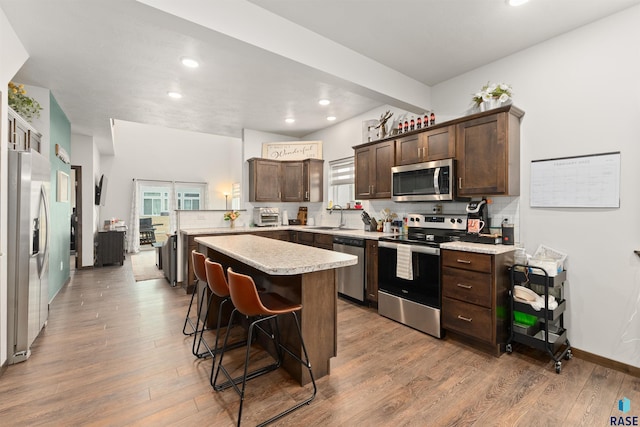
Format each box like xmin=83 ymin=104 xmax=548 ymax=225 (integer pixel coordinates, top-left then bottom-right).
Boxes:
xmin=2 ymin=0 xmax=639 ymax=155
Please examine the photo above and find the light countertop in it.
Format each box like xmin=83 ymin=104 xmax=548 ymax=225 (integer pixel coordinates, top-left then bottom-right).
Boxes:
xmin=195 ymin=234 xmax=358 ymax=275
xmin=441 ymin=241 xmax=517 ymax=255
xmin=182 ymin=225 xmax=395 ymax=240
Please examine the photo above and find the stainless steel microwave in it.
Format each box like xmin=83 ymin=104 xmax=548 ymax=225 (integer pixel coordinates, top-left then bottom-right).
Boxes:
xmin=391 ymin=158 xmax=454 ymax=202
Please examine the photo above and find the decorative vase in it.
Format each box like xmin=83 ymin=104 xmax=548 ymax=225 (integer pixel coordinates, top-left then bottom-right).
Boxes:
xmin=481 ymin=98 xmax=501 ymax=111
xmin=229 ymin=220 xmax=235 ymax=229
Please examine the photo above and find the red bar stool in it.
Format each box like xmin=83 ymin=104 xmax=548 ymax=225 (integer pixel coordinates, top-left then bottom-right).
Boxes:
xmin=181 ymin=251 xmax=211 ymax=357
xmin=213 ymin=267 xmax=317 ymax=427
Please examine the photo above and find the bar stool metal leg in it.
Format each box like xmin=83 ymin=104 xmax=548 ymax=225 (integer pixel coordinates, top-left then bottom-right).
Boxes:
xmin=191 ymin=283 xmax=214 ymax=357
xmin=182 ymin=278 xmax=206 ymax=336
xmin=213 ymin=310 xmax=317 ymax=426
xmin=215 ymin=267 xmax=317 ymax=426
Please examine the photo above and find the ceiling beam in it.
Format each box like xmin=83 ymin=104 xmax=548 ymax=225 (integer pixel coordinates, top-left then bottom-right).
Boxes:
xmin=136 ymin=0 xmax=431 ymax=113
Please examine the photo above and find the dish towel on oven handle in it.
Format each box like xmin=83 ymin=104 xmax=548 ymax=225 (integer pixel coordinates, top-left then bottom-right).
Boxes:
xmin=396 ymin=244 xmax=413 ymax=280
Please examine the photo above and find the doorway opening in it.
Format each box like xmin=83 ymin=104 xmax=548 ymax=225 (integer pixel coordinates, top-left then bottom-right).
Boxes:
xmin=71 ymin=165 xmax=82 ymax=270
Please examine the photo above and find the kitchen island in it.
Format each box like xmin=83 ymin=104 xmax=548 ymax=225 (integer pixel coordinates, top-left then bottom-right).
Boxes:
xmin=195 ymin=234 xmax=357 ymax=385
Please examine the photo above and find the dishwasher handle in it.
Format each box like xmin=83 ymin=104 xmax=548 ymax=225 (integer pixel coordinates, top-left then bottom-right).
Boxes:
xmin=332 ymin=236 xmax=365 ymax=247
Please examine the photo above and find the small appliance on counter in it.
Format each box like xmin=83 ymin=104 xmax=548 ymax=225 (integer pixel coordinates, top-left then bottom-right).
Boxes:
xmin=253 ymin=207 xmax=280 ymax=227
xmin=460 ymin=199 xmax=501 ymax=244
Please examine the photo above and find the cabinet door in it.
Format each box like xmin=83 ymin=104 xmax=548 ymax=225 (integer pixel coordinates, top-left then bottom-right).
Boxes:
xmin=249 ymin=159 xmax=281 ymax=202
xmin=395 ymin=134 xmax=421 ymax=165
xmin=365 ymin=240 xmax=378 ymax=303
xmin=313 ymin=233 xmax=334 ymax=250
xmin=303 ymin=159 xmax=323 ymax=202
xmin=456 ymin=112 xmax=510 ymax=196
xmin=7 ymin=116 xmax=14 ymax=148
xmin=424 ymin=125 xmax=455 ymax=161
xmin=14 ymin=119 xmax=29 ymax=151
xmin=282 ymin=161 xmax=304 ymax=202
xmin=296 ymin=231 xmax=314 ymax=247
xmin=372 ymin=140 xmax=394 ymax=198
xmin=29 ymin=130 xmax=41 ymax=153
xmin=354 ymin=146 xmax=373 ymax=199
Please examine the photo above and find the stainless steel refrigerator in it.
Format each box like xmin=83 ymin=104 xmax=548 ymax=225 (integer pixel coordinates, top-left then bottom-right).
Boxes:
xmin=7 ymin=149 xmax=50 ymax=364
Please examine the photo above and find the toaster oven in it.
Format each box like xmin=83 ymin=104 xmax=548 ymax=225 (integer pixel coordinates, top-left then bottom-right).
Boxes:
xmin=253 ymin=207 xmax=280 ymax=227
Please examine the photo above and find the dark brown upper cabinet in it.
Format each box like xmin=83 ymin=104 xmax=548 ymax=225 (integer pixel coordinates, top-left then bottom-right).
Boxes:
xmin=248 ymin=158 xmax=324 ymax=202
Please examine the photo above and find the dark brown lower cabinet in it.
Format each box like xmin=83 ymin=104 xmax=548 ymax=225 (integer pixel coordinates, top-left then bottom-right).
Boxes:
xmin=441 ymin=249 xmax=514 ymax=356
xmin=366 ymin=240 xmax=378 ymax=305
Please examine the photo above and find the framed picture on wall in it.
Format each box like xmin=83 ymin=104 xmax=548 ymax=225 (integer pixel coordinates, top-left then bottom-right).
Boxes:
xmin=261 ymin=141 xmax=322 ymax=160
xmin=57 ymin=170 xmax=69 ymax=202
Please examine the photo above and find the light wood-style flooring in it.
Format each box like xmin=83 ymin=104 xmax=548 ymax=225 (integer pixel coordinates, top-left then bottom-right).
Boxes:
xmin=1 ymin=255 xmax=638 ymax=426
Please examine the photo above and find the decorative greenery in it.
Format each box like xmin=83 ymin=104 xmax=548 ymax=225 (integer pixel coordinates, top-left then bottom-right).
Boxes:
xmin=8 ymin=81 xmax=42 ymax=122
xmin=472 ymin=82 xmax=513 ymax=107
xmin=223 ymin=211 xmax=240 ymax=221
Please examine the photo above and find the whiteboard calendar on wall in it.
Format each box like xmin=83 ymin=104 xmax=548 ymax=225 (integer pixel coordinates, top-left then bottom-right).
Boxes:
xmin=530 ymin=152 xmax=620 ymax=208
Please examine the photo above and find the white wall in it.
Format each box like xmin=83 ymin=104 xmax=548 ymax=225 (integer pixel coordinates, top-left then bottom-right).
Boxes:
xmin=0 ymin=6 xmax=29 ymax=368
xmin=101 ymin=120 xmax=243 ymax=229
xmin=71 ymin=133 xmax=99 ymax=267
xmin=432 ymin=5 xmax=640 ymax=367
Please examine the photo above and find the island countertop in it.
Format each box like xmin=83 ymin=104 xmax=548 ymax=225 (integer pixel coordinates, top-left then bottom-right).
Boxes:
xmin=195 ymin=234 xmax=357 ymax=275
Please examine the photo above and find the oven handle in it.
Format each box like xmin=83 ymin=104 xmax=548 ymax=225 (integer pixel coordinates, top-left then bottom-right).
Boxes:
xmin=378 ymin=241 xmax=440 ymax=255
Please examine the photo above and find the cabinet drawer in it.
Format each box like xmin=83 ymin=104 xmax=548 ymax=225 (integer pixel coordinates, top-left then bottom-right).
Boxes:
xmin=442 ymin=250 xmax=492 ymax=273
xmin=442 ymin=268 xmax=492 ymax=308
xmin=442 ymin=297 xmax=493 ymax=343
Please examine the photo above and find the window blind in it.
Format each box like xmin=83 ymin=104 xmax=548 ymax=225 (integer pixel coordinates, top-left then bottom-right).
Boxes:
xmin=329 ymin=157 xmax=355 ymax=186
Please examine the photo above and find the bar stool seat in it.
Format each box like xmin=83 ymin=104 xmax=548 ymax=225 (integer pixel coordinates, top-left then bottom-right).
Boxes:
xmin=213 ymin=267 xmax=317 ymax=427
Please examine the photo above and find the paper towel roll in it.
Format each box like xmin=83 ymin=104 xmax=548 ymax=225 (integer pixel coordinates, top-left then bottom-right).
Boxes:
xmin=282 ymin=210 xmax=288 ymax=225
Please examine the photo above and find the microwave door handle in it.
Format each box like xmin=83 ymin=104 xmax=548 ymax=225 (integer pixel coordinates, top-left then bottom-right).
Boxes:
xmin=433 ymin=167 xmax=441 ymax=194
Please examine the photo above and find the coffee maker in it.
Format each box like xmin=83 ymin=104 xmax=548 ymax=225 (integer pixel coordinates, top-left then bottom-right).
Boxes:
xmin=465 ymin=199 xmax=489 ymax=234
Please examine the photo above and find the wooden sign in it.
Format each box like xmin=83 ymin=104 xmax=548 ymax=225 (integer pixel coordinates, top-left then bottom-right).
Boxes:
xmin=262 ymin=141 xmax=322 ymax=160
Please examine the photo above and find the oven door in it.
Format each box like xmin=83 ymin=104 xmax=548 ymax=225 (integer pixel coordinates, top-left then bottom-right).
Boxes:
xmin=377 ymin=241 xmax=441 ymax=308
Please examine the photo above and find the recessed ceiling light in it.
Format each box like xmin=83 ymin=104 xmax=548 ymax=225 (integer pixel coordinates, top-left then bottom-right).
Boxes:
xmin=181 ymin=57 xmax=199 ymax=68
xmin=285 ymin=118 xmax=295 ymax=124
xmin=167 ymin=91 xmax=182 ymax=99
xmin=318 ymin=99 xmax=330 ymax=106
xmin=507 ymin=0 xmax=529 ymax=6
xmin=327 ymin=116 xmax=336 ymax=121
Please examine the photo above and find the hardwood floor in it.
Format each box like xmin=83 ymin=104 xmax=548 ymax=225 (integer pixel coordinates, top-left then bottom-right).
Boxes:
xmin=1 ymin=256 xmax=638 ymax=426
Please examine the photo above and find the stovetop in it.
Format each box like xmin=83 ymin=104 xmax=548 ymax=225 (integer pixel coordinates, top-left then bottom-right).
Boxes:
xmin=379 ymin=213 xmax=467 ymax=247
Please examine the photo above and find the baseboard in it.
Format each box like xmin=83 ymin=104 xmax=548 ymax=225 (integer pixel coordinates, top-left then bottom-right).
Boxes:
xmin=571 ymin=347 xmax=640 ymax=377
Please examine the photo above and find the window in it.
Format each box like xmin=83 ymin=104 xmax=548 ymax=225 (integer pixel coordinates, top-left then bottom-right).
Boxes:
xmin=329 ymin=157 xmax=355 ymax=207
xmin=142 ymin=190 xmax=169 ymax=216
xmin=177 ymin=190 xmax=201 ymax=210
xmin=140 ymin=182 xmax=207 ymax=216
xmin=176 ymin=184 xmax=205 ymax=211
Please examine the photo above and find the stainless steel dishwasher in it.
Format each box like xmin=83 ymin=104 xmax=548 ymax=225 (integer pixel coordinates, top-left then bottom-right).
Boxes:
xmin=333 ymin=236 xmax=366 ymax=303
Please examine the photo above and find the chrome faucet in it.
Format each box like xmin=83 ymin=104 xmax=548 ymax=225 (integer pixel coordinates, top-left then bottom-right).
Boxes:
xmin=330 ymin=204 xmax=345 ymax=228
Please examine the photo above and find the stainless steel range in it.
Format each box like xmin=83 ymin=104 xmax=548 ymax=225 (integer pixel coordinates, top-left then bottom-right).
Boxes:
xmin=377 ymin=213 xmax=467 ymax=338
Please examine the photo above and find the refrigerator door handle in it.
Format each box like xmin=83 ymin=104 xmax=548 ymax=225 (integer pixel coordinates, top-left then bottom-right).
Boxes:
xmin=32 ymin=218 xmax=40 ymax=255
xmin=37 ymin=184 xmax=50 ymax=279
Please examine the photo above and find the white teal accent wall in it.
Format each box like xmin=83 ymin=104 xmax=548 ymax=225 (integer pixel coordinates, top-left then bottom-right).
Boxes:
xmin=48 ymin=93 xmax=71 ymax=301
